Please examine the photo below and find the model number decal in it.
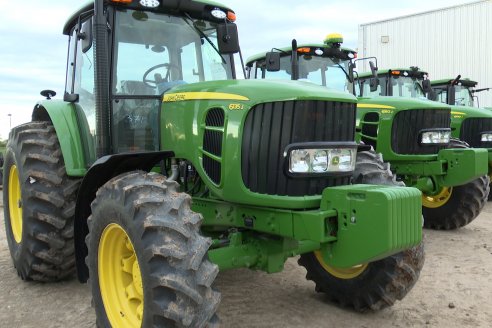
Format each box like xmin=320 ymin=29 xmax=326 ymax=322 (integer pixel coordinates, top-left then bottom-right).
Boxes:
xmin=381 ymin=109 xmax=393 ymax=114
xmin=228 ymin=103 xmax=244 ymax=110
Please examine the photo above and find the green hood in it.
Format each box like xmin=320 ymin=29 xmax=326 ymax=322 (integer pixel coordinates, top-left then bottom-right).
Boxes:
xmin=165 ymin=79 xmax=358 ymax=105
xmin=358 ymin=96 xmax=449 ymax=111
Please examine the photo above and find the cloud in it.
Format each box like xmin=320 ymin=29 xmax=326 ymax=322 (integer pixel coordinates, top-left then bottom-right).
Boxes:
xmin=0 ymin=0 xmax=471 ymax=140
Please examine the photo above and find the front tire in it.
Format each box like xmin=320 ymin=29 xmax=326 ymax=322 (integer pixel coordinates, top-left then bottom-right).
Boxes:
xmin=422 ymin=139 xmax=490 ymax=229
xmin=2 ymin=122 xmax=80 ymax=281
xmin=86 ymin=171 xmax=220 ymax=327
xmin=298 ymin=149 xmax=424 ymax=311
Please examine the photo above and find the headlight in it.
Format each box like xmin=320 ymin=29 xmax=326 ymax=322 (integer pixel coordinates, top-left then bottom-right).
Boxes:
xmin=420 ymin=129 xmax=451 ymax=145
xmin=287 ymin=143 xmax=357 ymax=175
xmin=481 ymin=133 xmax=492 ymax=142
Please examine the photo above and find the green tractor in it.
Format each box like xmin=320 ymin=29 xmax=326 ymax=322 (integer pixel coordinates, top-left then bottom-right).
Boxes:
xmin=245 ymin=35 xmax=489 ymax=231
xmin=357 ymin=70 xmax=492 ymax=200
xmin=429 ymin=76 xmax=492 ymax=194
xmin=2 ymin=1 xmax=424 ymax=326
xmin=355 ymin=68 xmax=490 ymax=228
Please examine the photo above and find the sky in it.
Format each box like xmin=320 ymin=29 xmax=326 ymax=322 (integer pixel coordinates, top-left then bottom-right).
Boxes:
xmin=0 ymin=0 xmax=473 ymax=140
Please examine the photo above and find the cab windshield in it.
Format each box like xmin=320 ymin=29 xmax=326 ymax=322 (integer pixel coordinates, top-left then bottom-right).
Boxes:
xmin=251 ymin=53 xmax=353 ymax=93
xmin=359 ymin=75 xmax=425 ymax=98
xmin=111 ymin=9 xmax=233 ymax=153
xmin=113 ymin=8 xmax=233 ymax=96
xmin=453 ymin=85 xmax=474 ymax=107
xmin=389 ymin=76 xmax=426 ymax=98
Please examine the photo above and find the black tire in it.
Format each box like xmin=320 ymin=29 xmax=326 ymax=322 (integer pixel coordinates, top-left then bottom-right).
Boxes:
xmin=0 ymin=152 xmax=4 ymax=186
xmin=352 ymin=149 xmax=404 ymax=186
xmin=488 ymin=177 xmax=492 ymax=201
xmin=298 ymin=148 xmax=424 ymax=311
xmin=2 ymin=121 xmax=80 ymax=281
xmin=423 ymin=138 xmax=490 ymax=230
xmin=86 ymin=171 xmax=220 ymax=327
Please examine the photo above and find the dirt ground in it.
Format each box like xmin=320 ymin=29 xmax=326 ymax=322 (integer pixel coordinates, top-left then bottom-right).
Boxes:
xmin=0 ymin=191 xmax=491 ymax=328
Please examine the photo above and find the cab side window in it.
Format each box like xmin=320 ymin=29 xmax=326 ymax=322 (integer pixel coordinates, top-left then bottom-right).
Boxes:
xmin=65 ymin=18 xmax=97 ymax=165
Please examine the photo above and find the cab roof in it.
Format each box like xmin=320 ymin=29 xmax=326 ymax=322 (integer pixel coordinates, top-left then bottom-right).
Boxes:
xmin=246 ymin=43 xmax=356 ymax=65
xmin=357 ymin=67 xmax=428 ymax=79
xmin=63 ymin=0 xmax=234 ymax=35
xmin=431 ymin=78 xmax=478 ymax=88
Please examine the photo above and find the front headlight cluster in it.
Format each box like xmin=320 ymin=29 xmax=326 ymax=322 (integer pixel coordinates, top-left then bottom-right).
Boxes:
xmin=480 ymin=133 xmax=492 ymax=142
xmin=420 ymin=129 xmax=451 ymax=145
xmin=288 ymin=147 xmax=356 ymax=174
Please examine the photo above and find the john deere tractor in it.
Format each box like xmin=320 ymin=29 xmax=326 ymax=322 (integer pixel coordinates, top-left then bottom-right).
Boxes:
xmin=245 ymin=35 xmax=489 ymax=231
xmin=3 ymin=2 xmax=424 ymax=326
xmin=430 ymin=76 xmax=492 ymax=198
xmin=355 ymin=67 xmax=490 ymax=228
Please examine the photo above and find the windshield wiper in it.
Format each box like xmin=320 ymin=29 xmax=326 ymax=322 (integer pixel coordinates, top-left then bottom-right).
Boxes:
xmin=182 ymin=13 xmax=226 ymax=64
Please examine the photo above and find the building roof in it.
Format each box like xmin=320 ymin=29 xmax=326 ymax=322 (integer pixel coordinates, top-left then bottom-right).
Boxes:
xmin=360 ymin=0 xmax=489 ymax=27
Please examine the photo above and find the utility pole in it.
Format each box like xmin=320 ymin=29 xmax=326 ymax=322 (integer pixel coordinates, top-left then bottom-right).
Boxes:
xmin=8 ymin=113 xmax=12 ymax=129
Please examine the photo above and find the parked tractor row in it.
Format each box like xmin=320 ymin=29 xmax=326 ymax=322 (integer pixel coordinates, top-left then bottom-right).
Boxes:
xmin=0 ymin=1 xmax=486 ymax=327
xmin=246 ymin=35 xmax=490 ymax=230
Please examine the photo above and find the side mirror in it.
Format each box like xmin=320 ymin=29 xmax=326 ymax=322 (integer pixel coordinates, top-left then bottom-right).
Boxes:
xmin=369 ymin=78 xmax=379 ymax=92
xmin=427 ymin=90 xmax=437 ymax=101
xmin=265 ymin=52 xmax=281 ymax=72
xmin=369 ymin=61 xmax=378 ymax=77
xmin=348 ymin=62 xmax=356 ymax=84
xmin=368 ymin=61 xmax=379 ymax=92
xmin=217 ymin=22 xmax=240 ymax=54
xmin=79 ymin=18 xmax=93 ymax=53
xmin=422 ymin=79 xmax=432 ymax=94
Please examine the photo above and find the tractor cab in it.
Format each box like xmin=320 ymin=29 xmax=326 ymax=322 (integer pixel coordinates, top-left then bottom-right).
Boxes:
xmin=356 ymin=67 xmax=430 ymax=99
xmin=63 ymin=0 xmax=239 ymax=158
xmin=246 ymin=33 xmax=356 ymax=94
xmin=431 ymin=77 xmax=490 ymax=108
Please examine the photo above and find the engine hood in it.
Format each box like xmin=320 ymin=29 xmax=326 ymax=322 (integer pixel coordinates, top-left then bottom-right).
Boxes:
xmin=357 ymin=96 xmax=450 ymax=111
xmin=163 ymin=79 xmax=357 ymax=106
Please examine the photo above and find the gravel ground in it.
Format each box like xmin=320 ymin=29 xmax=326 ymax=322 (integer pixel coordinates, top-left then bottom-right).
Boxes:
xmin=1 ymin=189 xmax=491 ymax=327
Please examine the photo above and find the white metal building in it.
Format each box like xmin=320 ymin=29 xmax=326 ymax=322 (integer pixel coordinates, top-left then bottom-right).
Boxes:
xmin=357 ymin=0 xmax=492 ymax=107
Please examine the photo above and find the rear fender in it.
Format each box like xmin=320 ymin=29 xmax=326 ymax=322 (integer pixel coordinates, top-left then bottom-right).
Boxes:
xmin=32 ymin=101 xmax=87 ymax=176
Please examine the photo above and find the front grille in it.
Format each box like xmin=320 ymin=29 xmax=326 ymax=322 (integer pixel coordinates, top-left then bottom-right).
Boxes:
xmin=360 ymin=112 xmax=380 ymax=149
xmin=202 ymin=108 xmax=225 ymax=185
xmin=391 ymin=108 xmax=450 ymax=154
xmin=205 ymin=108 xmax=225 ymax=127
xmin=460 ymin=117 xmax=492 ymax=148
xmin=241 ymin=100 xmax=355 ymax=196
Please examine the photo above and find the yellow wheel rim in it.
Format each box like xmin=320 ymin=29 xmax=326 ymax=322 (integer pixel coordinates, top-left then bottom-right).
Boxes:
xmin=8 ymin=165 xmax=23 ymax=243
xmin=99 ymin=223 xmax=144 ymax=328
xmin=314 ymin=251 xmax=368 ymax=279
xmin=422 ymin=187 xmax=453 ymax=208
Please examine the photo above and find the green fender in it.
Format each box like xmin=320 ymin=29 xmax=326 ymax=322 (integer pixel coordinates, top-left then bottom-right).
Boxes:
xmin=32 ymin=100 xmax=88 ymax=177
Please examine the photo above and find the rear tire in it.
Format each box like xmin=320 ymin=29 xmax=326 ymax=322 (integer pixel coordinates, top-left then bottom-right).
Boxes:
xmin=299 ymin=148 xmax=424 ymax=311
xmin=422 ymin=139 xmax=490 ymax=229
xmin=2 ymin=121 xmax=80 ymax=281
xmin=86 ymin=171 xmax=220 ymax=327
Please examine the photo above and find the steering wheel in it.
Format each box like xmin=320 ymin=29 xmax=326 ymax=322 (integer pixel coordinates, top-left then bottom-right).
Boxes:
xmin=143 ymin=63 xmax=180 ymax=88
